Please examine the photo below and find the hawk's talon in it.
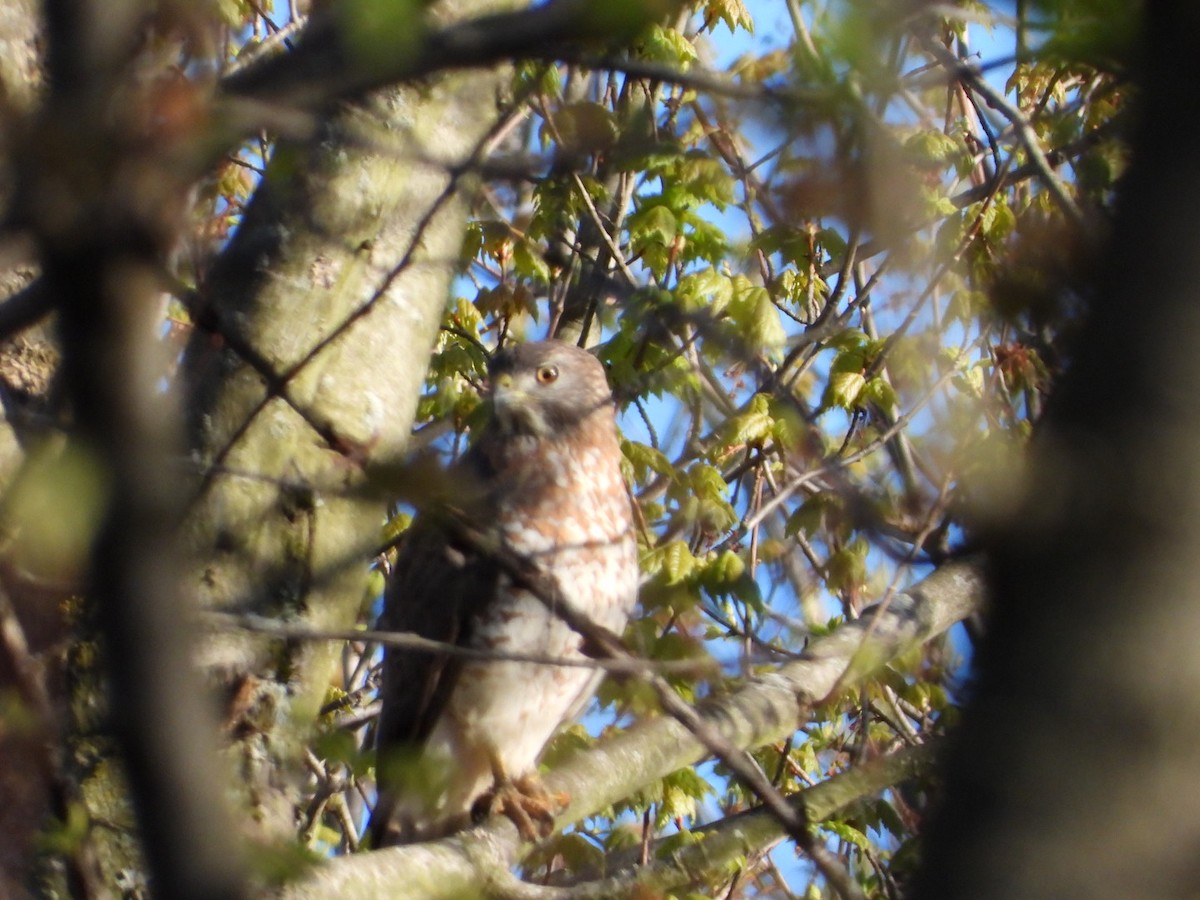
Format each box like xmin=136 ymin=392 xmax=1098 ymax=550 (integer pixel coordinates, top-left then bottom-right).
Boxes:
xmin=473 ymin=770 xmax=567 ymax=841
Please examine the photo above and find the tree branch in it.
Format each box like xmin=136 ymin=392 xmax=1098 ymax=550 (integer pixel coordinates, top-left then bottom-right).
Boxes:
xmin=282 ymin=558 xmax=983 ymax=897
xmin=0 ymin=278 xmax=55 ymax=345
xmin=203 ymin=611 xmax=715 ymax=676
xmin=220 ymin=0 xmax=669 ymax=111
xmin=918 ymin=37 xmax=1087 ymax=230
xmin=533 ymin=740 xmax=935 ymax=899
xmin=914 ymin=5 xmax=1200 ymax=897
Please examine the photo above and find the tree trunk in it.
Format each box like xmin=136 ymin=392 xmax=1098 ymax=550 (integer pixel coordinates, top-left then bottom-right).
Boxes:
xmin=178 ymin=0 xmax=525 ymax=844
xmin=916 ymin=4 xmax=1200 ymax=897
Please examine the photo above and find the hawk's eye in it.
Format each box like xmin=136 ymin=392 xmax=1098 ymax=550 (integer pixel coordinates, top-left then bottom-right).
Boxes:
xmin=535 ymin=365 xmax=559 ymax=385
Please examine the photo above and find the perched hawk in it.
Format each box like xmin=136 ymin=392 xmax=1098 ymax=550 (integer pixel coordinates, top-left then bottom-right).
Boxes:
xmin=369 ymin=340 xmax=639 ymax=846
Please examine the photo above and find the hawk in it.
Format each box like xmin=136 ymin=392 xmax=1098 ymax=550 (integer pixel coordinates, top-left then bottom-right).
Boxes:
xmin=369 ymin=339 xmax=639 ymax=846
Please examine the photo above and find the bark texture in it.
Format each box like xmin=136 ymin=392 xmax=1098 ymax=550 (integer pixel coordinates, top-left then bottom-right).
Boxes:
xmin=181 ymin=0 xmax=525 ymax=841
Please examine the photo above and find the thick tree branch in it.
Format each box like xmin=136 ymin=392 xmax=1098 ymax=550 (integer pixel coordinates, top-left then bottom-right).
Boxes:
xmin=220 ymin=0 xmax=671 ymax=111
xmin=538 ymin=741 xmax=935 ymax=899
xmin=183 ymin=0 xmax=548 ymax=848
xmin=282 ymin=558 xmax=983 ymax=897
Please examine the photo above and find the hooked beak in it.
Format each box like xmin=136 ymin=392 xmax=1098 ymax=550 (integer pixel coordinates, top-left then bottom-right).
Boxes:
xmin=489 ymin=372 xmax=548 ymax=436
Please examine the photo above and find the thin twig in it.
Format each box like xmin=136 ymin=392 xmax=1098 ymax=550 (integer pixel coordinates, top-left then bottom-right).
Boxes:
xmin=919 ymin=37 xmax=1087 ymax=230
xmin=203 ymin=610 xmax=715 ymax=677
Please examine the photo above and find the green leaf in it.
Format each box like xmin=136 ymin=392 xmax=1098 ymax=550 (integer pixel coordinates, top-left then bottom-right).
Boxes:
xmin=447 ymin=296 xmax=485 ymax=336
xmin=904 ymin=128 xmax=964 ymax=169
xmin=826 ymin=328 xmax=869 ymax=352
xmin=679 ymin=210 xmax=729 ymax=264
xmin=701 ymin=0 xmax=754 ymax=33
xmin=541 ymin=724 xmax=595 ymax=768
xmin=728 ymin=277 xmax=785 ymax=354
xmin=749 ymin=223 xmax=811 ymax=265
xmin=629 ymin=202 xmax=678 ymax=247
xmin=216 ymin=0 xmax=255 ymax=27
xmin=476 ymin=219 xmax=512 ymax=262
xmin=817 ymin=226 xmax=848 ymax=259
xmin=770 ymin=398 xmax=805 ymax=451
xmin=749 ymin=291 xmax=787 ymax=354
xmin=638 ymin=23 xmax=699 ymax=67
xmin=862 ymin=377 xmax=898 ymax=412
xmin=678 ymin=152 xmax=735 ymax=207
xmin=621 ymin=439 xmax=675 ymax=484
xmin=874 ymin=797 xmax=907 ymax=838
xmin=628 ymin=202 xmax=679 ymax=276
xmin=785 ymin=493 xmax=843 ymax=539
xmin=514 ymin=59 xmax=563 ymax=98
xmin=732 ymin=48 xmax=789 ymax=83
xmin=512 ymin=239 xmax=550 ymax=283
xmin=707 ymin=548 xmax=745 ymax=584
xmin=659 ymin=767 xmax=715 ymax=824
xmin=663 ymin=463 xmax=737 ymax=536
xmin=825 ymin=539 xmax=868 ymax=592
xmin=676 ymin=267 xmax=734 ymax=314
xmin=699 ymin=549 xmax=763 ymax=610
xmin=663 ymin=539 xmax=697 ymax=585
xmin=545 ymin=102 xmax=620 ymax=155
xmin=313 ymin=728 xmax=370 ymax=777
xmin=653 ymin=828 xmax=706 ymax=860
xmin=825 ymin=820 xmax=873 ymax=853
xmin=527 ymin=832 xmax=605 ymax=875
xmin=724 ymin=393 xmax=775 ymax=450
xmin=777 ymin=268 xmax=829 ymax=312
xmin=981 ymin=198 xmax=1017 ymax=242
xmin=826 ymin=370 xmax=867 ymax=410
xmin=475 ymin=283 xmax=537 ymax=322
xmin=688 ymin=463 xmax=731 ymax=499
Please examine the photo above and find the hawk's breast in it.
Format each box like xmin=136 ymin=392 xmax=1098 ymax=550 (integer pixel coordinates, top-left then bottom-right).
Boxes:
xmin=444 ymin=423 xmax=638 ymax=779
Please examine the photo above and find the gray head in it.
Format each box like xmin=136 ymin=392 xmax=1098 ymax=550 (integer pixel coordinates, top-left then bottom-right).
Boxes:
xmin=486 ymin=340 xmax=614 ymax=438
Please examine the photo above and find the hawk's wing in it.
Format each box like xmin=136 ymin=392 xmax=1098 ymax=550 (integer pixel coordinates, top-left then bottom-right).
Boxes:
xmin=374 ymin=516 xmax=498 ymax=750
xmin=367 ymin=453 xmax=501 ymax=846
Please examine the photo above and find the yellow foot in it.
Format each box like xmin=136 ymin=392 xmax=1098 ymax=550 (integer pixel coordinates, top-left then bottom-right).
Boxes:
xmin=472 ymin=772 xmax=568 ymax=841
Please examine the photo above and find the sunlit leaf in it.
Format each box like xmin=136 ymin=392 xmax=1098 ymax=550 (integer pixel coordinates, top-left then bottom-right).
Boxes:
xmin=638 ymin=23 xmax=699 ymax=68
xmin=701 ymin=0 xmax=754 ymax=34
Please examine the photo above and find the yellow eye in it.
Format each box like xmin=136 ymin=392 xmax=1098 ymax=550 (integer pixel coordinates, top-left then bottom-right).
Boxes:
xmin=535 ymin=365 xmax=559 ymax=385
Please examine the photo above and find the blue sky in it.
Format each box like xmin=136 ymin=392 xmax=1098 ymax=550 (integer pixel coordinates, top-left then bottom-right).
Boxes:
xmin=614 ymin=2 xmax=1014 ymax=889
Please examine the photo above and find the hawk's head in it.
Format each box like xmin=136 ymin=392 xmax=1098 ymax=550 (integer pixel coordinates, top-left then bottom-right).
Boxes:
xmin=486 ymin=340 xmax=614 ymax=438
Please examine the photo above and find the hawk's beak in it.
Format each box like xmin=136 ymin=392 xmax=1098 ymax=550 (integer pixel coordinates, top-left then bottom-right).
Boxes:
xmin=491 ymin=372 xmax=522 ymax=427
xmin=490 ymin=372 xmax=546 ymax=436
xmin=491 ymin=373 xmax=521 ymax=407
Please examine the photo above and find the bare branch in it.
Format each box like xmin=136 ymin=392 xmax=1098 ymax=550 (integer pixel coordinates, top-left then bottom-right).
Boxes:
xmin=202 ymin=611 xmax=716 ymax=677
